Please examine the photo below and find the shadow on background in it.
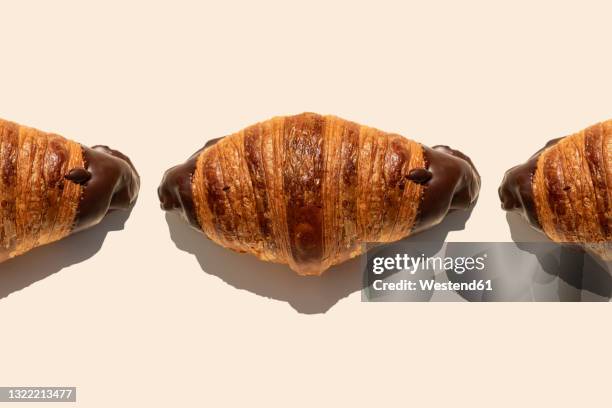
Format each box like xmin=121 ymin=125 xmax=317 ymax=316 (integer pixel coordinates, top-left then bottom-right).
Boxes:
xmin=165 ymin=207 xmax=474 ymax=314
xmin=0 ymin=210 xmax=132 ymax=300
xmin=506 ymin=212 xmax=612 ymax=301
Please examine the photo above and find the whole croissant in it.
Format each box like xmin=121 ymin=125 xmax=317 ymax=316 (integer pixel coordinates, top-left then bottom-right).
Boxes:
xmin=0 ymin=118 xmax=140 ymax=262
xmin=499 ymin=120 xmax=611 ymax=259
xmin=159 ymin=113 xmax=480 ymax=275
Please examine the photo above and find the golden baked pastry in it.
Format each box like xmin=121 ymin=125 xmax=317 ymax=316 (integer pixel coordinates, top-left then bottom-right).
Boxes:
xmin=160 ymin=113 xmax=480 ymax=275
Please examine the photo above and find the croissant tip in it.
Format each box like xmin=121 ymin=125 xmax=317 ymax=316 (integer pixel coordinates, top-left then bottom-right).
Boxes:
xmin=158 ymin=170 xmax=180 ymax=211
xmin=76 ymin=145 xmax=141 ymax=225
xmin=429 ymin=145 xmax=481 ymax=210
xmin=157 ymin=151 xmax=201 ymax=229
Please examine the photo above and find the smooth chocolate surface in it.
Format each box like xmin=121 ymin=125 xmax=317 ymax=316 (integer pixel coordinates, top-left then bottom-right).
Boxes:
xmin=71 ymin=145 xmax=140 ymax=232
xmin=498 ymin=138 xmax=561 ymax=229
xmin=412 ymin=145 xmax=481 ymax=233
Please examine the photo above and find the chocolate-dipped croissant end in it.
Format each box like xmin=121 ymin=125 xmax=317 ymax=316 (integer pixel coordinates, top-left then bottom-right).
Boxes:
xmin=158 ymin=148 xmax=202 ymax=229
xmin=411 ymin=145 xmax=480 ymax=234
xmin=498 ymin=137 xmax=562 ymax=228
xmin=0 ymin=118 xmax=140 ymax=262
xmin=159 ymin=113 xmax=480 ymax=276
xmin=158 ymin=137 xmax=225 ymax=225
xmin=499 ymin=121 xmax=611 ymax=260
xmin=72 ymin=145 xmax=140 ymax=232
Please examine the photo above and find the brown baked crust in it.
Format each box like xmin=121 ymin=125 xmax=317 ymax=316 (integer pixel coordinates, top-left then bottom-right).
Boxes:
xmin=532 ymin=120 xmax=611 ymax=259
xmin=0 ymin=118 xmax=84 ymax=261
xmin=180 ymin=113 xmax=479 ymax=275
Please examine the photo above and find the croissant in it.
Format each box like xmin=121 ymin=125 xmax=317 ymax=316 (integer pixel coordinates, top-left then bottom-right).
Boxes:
xmin=0 ymin=118 xmax=140 ymax=262
xmin=499 ymin=120 xmax=611 ymax=259
xmin=159 ymin=113 xmax=480 ymax=275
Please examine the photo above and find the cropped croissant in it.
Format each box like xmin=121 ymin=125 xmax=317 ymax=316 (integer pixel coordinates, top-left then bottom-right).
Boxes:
xmin=160 ymin=113 xmax=480 ymax=275
xmin=0 ymin=118 xmax=139 ymax=262
xmin=499 ymin=120 xmax=611 ymax=259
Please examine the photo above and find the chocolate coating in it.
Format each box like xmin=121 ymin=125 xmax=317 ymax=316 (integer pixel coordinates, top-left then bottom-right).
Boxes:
xmin=158 ymin=137 xmax=224 ymax=229
xmin=412 ymin=145 xmax=481 ymax=233
xmin=498 ymin=138 xmax=561 ymax=229
xmin=72 ymin=145 xmax=140 ymax=232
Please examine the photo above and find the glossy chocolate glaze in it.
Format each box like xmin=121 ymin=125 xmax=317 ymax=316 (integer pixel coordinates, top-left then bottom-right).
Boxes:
xmin=158 ymin=137 xmax=223 ymax=229
xmin=71 ymin=145 xmax=140 ymax=233
xmin=498 ymin=138 xmax=561 ymax=229
xmin=412 ymin=145 xmax=481 ymax=234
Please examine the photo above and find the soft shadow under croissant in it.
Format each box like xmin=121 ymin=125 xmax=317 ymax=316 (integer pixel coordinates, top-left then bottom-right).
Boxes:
xmin=0 ymin=118 xmax=140 ymax=262
xmin=499 ymin=119 xmax=611 ymax=260
xmin=159 ymin=113 xmax=480 ymax=275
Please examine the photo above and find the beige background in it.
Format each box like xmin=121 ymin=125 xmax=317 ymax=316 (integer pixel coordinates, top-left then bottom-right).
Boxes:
xmin=0 ymin=0 xmax=610 ymax=406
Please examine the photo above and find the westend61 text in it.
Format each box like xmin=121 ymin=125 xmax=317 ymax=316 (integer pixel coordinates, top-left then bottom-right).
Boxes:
xmin=372 ymin=279 xmax=493 ymax=292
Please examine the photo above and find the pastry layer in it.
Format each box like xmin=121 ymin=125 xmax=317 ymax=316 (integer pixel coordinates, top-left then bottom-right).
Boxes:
xmin=0 ymin=119 xmax=83 ymax=261
xmin=533 ymin=121 xmax=611 ymax=256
